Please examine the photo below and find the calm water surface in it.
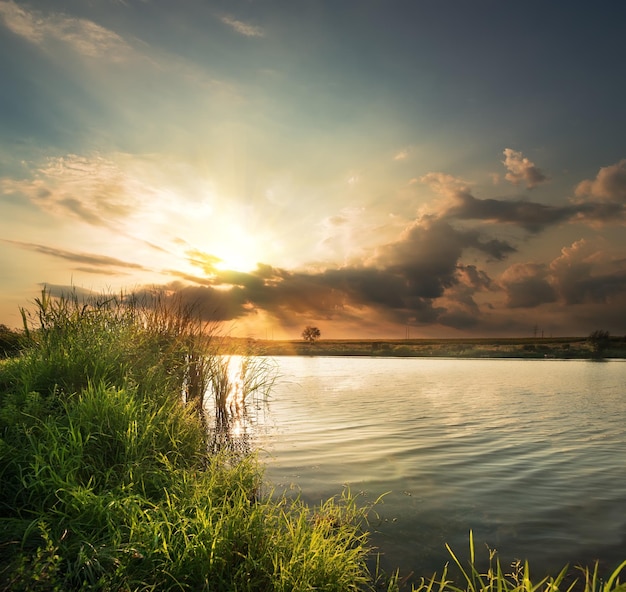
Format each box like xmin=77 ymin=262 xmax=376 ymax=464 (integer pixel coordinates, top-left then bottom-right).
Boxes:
xmin=253 ymin=357 xmax=626 ymax=581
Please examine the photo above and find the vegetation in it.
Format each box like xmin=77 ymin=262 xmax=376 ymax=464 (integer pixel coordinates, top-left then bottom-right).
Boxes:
xmin=1 ymin=290 xmax=625 ymax=591
xmin=247 ymin=335 xmax=626 ymax=359
xmin=409 ymin=533 xmax=626 ymax=592
xmin=302 ymin=325 xmax=321 ymax=343
xmin=587 ymin=329 xmax=611 ymax=355
xmin=0 ymin=323 xmax=22 ymax=358
xmin=0 ymin=289 xmax=376 ymax=591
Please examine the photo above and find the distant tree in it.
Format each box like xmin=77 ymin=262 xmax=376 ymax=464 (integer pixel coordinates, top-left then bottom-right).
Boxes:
xmin=587 ymin=329 xmax=610 ymax=355
xmin=302 ymin=326 xmax=321 ymax=343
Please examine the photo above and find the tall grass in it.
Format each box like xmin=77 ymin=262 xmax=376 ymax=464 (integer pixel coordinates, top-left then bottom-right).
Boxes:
xmin=3 ymin=289 xmax=626 ymax=591
xmin=407 ymin=533 xmax=626 ymax=592
xmin=0 ymin=288 xmax=375 ymax=591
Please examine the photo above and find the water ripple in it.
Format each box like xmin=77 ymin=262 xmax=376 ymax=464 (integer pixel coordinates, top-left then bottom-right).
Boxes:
xmin=258 ymin=358 xmax=626 ymax=581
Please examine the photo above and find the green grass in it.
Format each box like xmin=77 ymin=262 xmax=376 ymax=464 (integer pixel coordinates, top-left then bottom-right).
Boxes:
xmin=0 ymin=289 xmax=376 ymax=591
xmin=1 ymin=288 xmax=625 ymax=591
xmin=408 ymin=533 xmax=626 ymax=592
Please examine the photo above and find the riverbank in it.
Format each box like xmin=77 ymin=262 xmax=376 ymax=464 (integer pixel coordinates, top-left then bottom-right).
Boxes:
xmin=231 ymin=336 xmax=626 ymax=359
xmin=2 ymin=290 xmax=625 ymax=590
xmin=0 ymin=291 xmax=375 ymax=591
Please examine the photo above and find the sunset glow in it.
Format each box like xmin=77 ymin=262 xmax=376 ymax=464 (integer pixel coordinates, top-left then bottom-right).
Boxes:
xmin=1 ymin=1 xmax=625 ymax=338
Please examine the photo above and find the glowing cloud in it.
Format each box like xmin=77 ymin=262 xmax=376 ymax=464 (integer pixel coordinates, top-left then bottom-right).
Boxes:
xmin=0 ymin=0 xmax=134 ymax=61
xmin=502 ymin=148 xmax=548 ymax=189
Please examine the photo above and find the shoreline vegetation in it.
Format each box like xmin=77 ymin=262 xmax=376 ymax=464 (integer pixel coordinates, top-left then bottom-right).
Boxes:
xmin=224 ymin=336 xmax=626 ymax=360
xmin=1 ymin=289 xmax=625 ymax=590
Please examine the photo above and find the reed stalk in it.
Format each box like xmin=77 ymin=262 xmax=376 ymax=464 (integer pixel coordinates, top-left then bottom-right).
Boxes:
xmin=0 ymin=287 xmax=375 ymax=591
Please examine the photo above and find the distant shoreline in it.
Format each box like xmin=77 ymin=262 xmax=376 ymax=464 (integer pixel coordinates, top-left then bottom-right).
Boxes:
xmin=229 ymin=336 xmax=626 ymax=359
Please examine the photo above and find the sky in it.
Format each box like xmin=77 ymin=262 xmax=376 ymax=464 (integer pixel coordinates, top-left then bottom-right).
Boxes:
xmin=1 ymin=0 xmax=626 ymax=339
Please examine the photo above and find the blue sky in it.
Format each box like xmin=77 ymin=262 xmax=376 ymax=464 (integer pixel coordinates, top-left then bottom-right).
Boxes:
xmin=1 ymin=0 xmax=625 ymax=338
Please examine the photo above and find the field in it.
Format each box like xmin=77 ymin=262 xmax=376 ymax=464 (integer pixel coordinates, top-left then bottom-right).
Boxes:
xmin=230 ymin=336 xmax=626 ymax=359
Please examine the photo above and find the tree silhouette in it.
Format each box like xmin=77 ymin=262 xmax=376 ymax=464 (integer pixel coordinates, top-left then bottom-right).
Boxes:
xmin=587 ymin=329 xmax=610 ymax=355
xmin=302 ymin=326 xmax=321 ymax=343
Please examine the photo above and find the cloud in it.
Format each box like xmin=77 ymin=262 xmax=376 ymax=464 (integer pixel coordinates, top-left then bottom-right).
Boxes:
xmin=444 ymin=191 xmax=575 ymax=233
xmin=374 ymin=217 xmax=514 ymax=298
xmin=420 ymin=172 xmax=471 ymax=197
xmin=421 ymin=172 xmax=571 ymax=232
xmin=498 ymin=239 xmax=626 ymax=311
xmin=1 ymin=154 xmax=139 ymax=228
xmin=3 ymin=239 xmax=148 ymax=270
xmin=549 ymin=239 xmax=626 ymax=305
xmin=500 ymin=263 xmax=557 ymax=308
xmin=136 ymin=282 xmax=252 ymax=322
xmin=565 ymin=160 xmax=626 ymax=225
xmin=219 ymin=14 xmax=264 ymax=38
xmin=431 ymin=265 xmax=493 ymax=330
xmin=9 ymin=148 xmax=626 ymax=337
xmin=575 ymin=159 xmax=626 ymax=204
xmin=38 ymin=284 xmax=99 ymax=300
xmin=142 ymin=215 xmax=514 ymax=331
xmin=394 ymin=148 xmax=410 ymax=161
xmin=421 ymin=156 xmax=626 ymax=232
xmin=502 ymin=148 xmax=548 ymax=189
xmin=0 ymin=0 xmax=134 ymax=61
xmin=186 ymin=249 xmax=223 ymax=276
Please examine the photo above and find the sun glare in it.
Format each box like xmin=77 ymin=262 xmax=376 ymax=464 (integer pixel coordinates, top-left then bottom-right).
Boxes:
xmin=214 ymin=250 xmax=259 ymax=273
xmin=209 ymin=224 xmax=262 ymax=273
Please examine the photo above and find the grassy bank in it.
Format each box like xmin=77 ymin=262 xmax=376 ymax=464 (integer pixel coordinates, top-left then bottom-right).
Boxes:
xmin=0 ymin=290 xmax=375 ymax=591
xmin=1 ymin=290 xmax=625 ymax=591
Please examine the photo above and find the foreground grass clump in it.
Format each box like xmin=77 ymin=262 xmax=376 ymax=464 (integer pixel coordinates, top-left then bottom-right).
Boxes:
xmin=0 ymin=290 xmax=374 ymax=591
xmin=408 ymin=533 xmax=626 ymax=592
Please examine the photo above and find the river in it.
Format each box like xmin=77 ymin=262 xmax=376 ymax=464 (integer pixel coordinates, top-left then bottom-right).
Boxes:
xmin=248 ymin=357 xmax=626 ymax=583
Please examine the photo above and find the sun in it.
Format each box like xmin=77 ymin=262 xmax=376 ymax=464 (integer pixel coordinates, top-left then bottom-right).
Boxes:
xmin=207 ymin=223 xmax=263 ymax=273
xmin=213 ymin=249 xmax=259 ymax=273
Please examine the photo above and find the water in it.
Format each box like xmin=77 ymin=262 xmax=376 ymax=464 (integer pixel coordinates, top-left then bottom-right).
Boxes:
xmin=252 ymin=357 xmax=626 ymax=582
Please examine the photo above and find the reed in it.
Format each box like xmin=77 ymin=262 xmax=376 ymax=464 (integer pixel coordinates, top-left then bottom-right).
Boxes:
xmin=3 ymin=289 xmax=625 ymax=591
xmin=409 ymin=533 xmax=626 ymax=592
xmin=0 ymin=288 xmax=374 ymax=591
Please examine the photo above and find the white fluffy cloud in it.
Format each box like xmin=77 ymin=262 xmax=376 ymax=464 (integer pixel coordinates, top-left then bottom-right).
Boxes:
xmin=575 ymin=159 xmax=626 ymax=203
xmin=502 ymin=148 xmax=548 ymax=189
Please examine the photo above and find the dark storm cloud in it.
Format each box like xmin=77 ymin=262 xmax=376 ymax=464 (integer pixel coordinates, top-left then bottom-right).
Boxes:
xmin=3 ymin=239 xmax=148 ymax=269
xmin=457 ymin=264 xmax=492 ymax=291
xmin=428 ymin=264 xmax=495 ymax=331
xmin=499 ymin=242 xmax=626 ymax=311
xmin=150 ymin=218 xmax=510 ymax=330
xmin=445 ymin=191 xmax=576 ymax=232
xmin=38 ymin=284 xmax=98 ymax=300
xmin=425 ymin=158 xmax=626 ymax=232
xmin=557 ymin=270 xmax=626 ymax=305
xmin=500 ymin=263 xmax=557 ymax=308
xmin=137 ymin=159 xmax=626 ymax=333
xmin=131 ymin=282 xmax=251 ymax=323
xmin=550 ymin=255 xmax=626 ymax=306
